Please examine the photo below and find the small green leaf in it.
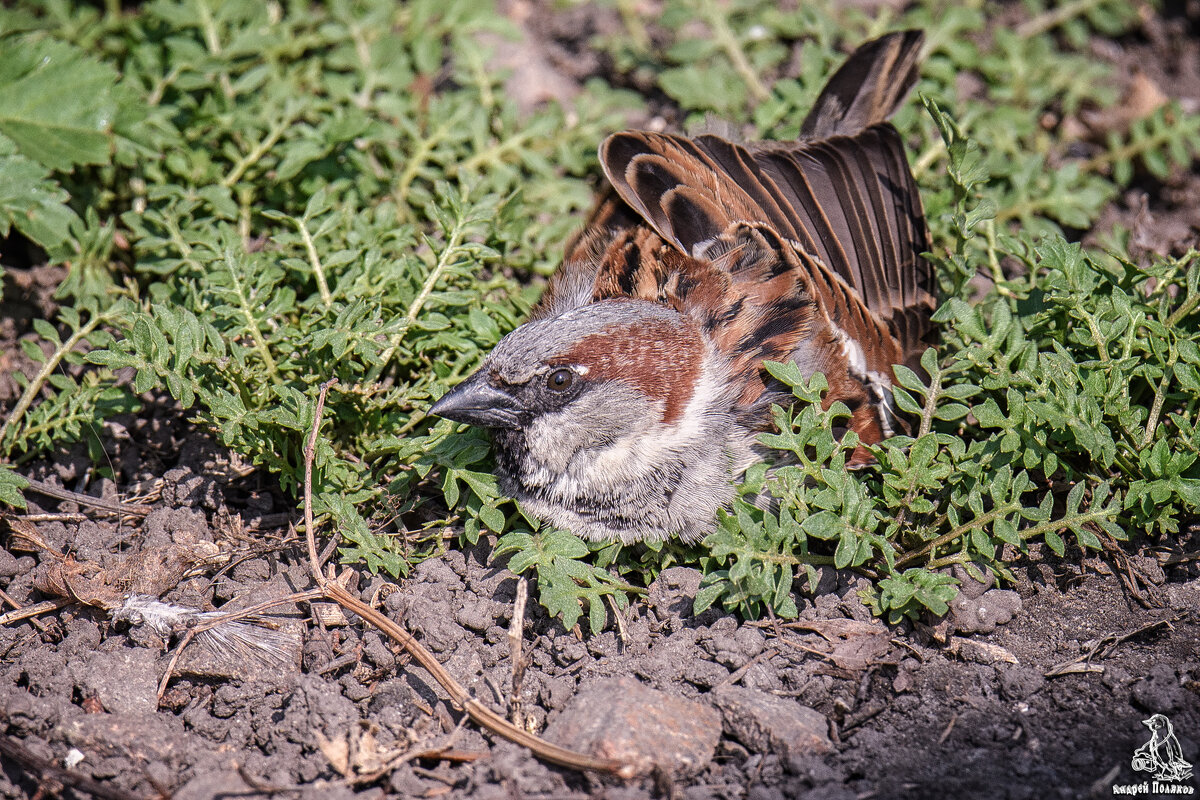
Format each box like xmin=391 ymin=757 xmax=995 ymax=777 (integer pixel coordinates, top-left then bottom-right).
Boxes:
xmin=0 ymin=465 xmax=29 ymax=508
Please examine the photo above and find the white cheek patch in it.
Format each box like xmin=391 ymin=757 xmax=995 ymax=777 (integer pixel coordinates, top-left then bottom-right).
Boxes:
xmin=504 ymin=344 xmax=743 ymax=543
xmin=585 ymin=358 xmax=726 ymax=480
xmin=524 ymin=411 xmax=587 ymax=477
xmin=521 ymin=355 xmax=730 ymax=504
xmin=586 ymin=437 xmax=641 ymax=478
xmin=522 ymin=382 xmax=655 ymax=496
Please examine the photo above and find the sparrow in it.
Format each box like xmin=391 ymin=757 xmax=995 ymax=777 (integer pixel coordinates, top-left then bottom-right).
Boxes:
xmin=430 ymin=30 xmax=935 ymax=544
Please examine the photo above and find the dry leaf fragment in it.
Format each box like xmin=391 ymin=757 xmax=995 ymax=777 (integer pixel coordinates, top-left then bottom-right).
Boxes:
xmin=948 ymin=637 xmax=1019 ymax=665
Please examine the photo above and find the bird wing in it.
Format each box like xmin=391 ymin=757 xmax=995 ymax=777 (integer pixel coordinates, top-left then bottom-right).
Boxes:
xmin=591 ymin=30 xmax=935 ymax=368
xmin=532 ymin=28 xmax=935 ymax=450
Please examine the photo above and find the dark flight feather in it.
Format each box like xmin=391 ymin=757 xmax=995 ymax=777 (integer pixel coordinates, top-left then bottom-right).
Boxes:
xmin=538 ymin=30 xmax=935 ymax=457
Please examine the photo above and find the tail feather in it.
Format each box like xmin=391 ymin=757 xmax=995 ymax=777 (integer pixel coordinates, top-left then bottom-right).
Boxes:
xmin=801 ymin=29 xmax=925 ymax=138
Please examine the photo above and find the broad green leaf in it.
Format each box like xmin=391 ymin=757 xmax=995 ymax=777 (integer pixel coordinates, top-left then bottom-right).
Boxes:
xmin=0 ymin=37 xmax=120 ymax=170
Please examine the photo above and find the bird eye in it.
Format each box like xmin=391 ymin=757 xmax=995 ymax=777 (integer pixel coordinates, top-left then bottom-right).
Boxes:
xmin=546 ymin=368 xmax=574 ymax=391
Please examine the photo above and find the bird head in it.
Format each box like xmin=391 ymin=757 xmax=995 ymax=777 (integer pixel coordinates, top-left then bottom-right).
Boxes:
xmin=432 ymin=300 xmax=704 ymax=431
xmin=430 ymin=299 xmax=748 ymax=543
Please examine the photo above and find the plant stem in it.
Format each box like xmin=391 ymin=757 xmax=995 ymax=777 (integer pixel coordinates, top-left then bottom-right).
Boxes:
xmin=1016 ymin=0 xmax=1103 ymax=38
xmin=452 ymin=128 xmax=538 ymax=176
xmin=703 ymin=1 xmax=769 ymax=104
xmin=166 ymin=217 xmax=208 ymax=277
xmin=927 ymin=552 xmax=974 ymax=569
xmin=296 ymin=217 xmax=332 ymax=309
xmin=1079 ymin=122 xmax=1178 ymax=176
xmin=195 ymin=0 xmax=235 ymax=102
xmin=147 ymin=64 xmax=183 ymax=107
xmin=1166 ymin=284 xmax=1200 ymax=327
xmin=1141 ymin=354 xmax=1174 ymax=449
xmin=911 ymin=139 xmax=946 ymax=179
xmin=984 ymin=220 xmax=1016 ymax=299
xmin=222 ymin=251 xmax=279 ymax=379
xmin=222 ymin=106 xmax=301 ymax=188
xmin=371 ymin=205 xmax=472 ymax=378
xmin=1077 ymin=307 xmax=1110 ymax=363
xmin=405 ymin=230 xmax=467 ymax=327
xmin=896 ymin=502 xmax=1020 ymax=567
xmin=996 ymin=195 xmax=1061 ymax=223
xmin=394 ymin=121 xmax=453 ymax=221
xmin=238 ymin=186 xmax=253 ymax=246
xmin=348 ymin=21 xmax=377 ymax=109
xmin=918 ymin=366 xmax=942 ymax=439
xmin=0 ymin=313 xmax=108 ymax=452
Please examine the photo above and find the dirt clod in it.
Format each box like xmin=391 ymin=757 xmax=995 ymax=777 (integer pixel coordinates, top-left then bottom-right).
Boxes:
xmin=711 ymin=683 xmax=834 ymax=756
xmin=543 ymin=676 xmax=722 ymax=776
xmin=950 ymin=588 xmax=1024 ymax=634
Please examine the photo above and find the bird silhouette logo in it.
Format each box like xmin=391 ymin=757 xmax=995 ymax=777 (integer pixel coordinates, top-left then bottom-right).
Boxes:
xmin=1131 ymin=714 xmax=1193 ymax=782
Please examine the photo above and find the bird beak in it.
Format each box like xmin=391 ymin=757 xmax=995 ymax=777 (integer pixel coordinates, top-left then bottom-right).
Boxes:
xmin=429 ymin=372 xmax=524 ymax=430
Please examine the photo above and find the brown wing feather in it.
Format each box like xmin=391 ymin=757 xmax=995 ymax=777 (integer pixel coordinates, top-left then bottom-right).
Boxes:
xmin=593 ymin=32 xmax=933 ymax=365
xmin=749 ymin=125 xmax=934 ymax=359
xmin=598 ymin=129 xmax=933 ymax=357
xmin=537 ymin=30 xmax=934 ymax=452
xmin=599 ymin=133 xmax=786 ymax=254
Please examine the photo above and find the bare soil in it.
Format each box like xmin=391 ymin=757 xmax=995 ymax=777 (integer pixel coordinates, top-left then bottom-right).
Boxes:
xmin=2 ymin=5 xmax=1199 ymax=800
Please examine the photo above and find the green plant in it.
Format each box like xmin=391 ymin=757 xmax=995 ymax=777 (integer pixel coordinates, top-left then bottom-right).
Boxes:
xmin=688 ymin=81 xmax=1199 ymax=622
xmin=2 ymin=0 xmax=1197 ymax=631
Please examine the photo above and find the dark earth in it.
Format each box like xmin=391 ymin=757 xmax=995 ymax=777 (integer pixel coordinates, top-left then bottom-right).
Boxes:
xmin=2 ymin=3 xmax=1200 ymax=799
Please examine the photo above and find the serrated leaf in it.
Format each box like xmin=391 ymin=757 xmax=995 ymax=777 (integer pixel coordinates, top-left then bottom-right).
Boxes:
xmin=0 ymin=37 xmax=120 ymax=170
xmin=893 ymin=365 xmax=928 ymax=393
xmin=0 ymin=465 xmax=29 ymax=508
xmin=0 ymin=154 xmax=80 ymax=249
xmin=801 ymin=511 xmax=843 ymax=540
xmin=478 ymin=503 xmax=505 ymax=533
xmin=934 ymin=402 xmax=970 ymax=421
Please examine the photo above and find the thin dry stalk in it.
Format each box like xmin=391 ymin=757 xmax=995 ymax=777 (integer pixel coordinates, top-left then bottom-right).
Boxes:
xmin=0 ymin=597 xmax=70 ymax=628
xmin=20 ymin=477 xmax=152 ymax=518
xmin=508 ymin=576 xmax=528 ymax=723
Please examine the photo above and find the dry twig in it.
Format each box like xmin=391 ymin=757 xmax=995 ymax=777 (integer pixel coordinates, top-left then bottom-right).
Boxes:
xmin=1044 ymin=617 xmax=1176 ymax=677
xmin=19 ymin=476 xmax=152 ymax=518
xmin=508 ymin=576 xmax=529 ymax=724
xmin=0 ymin=597 xmax=70 ymax=628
